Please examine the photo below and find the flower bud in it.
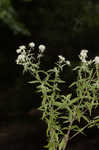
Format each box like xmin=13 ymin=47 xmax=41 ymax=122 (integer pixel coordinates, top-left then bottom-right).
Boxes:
xmin=29 ymin=42 xmax=35 ymax=48
xmin=39 ymin=45 xmax=46 ymax=53
xmin=94 ymin=56 xmax=99 ymax=64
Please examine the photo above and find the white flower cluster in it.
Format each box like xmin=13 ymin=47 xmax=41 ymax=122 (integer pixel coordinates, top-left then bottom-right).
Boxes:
xmin=93 ymin=56 xmax=99 ymax=64
xmin=58 ymin=55 xmax=65 ymax=63
xmin=79 ymin=49 xmax=99 ymax=65
xmin=16 ymin=42 xmax=46 ymax=65
xmin=79 ymin=49 xmax=88 ymax=63
xmin=16 ymin=45 xmax=26 ymax=65
xmin=58 ymin=55 xmax=70 ymax=66
xmin=16 ymin=45 xmax=26 ymax=53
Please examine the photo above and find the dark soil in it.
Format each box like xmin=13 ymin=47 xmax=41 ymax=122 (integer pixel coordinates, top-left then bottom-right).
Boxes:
xmin=0 ymin=111 xmax=46 ymax=150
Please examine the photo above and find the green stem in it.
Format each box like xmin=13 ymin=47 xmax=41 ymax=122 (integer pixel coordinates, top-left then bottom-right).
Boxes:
xmin=96 ymin=64 xmax=99 ymax=79
xmin=60 ymin=113 xmax=75 ymax=150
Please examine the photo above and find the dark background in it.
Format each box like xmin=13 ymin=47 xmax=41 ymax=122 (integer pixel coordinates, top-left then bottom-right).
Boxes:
xmin=0 ymin=0 xmax=99 ymax=149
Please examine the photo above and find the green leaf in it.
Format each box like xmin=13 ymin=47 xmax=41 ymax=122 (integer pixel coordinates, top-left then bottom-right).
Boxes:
xmin=86 ymin=103 xmax=92 ymax=116
xmin=94 ymin=116 xmax=99 ymax=120
xmin=76 ymin=109 xmax=82 ymax=122
xmin=54 ymin=102 xmax=62 ymax=107
xmin=82 ymin=115 xmax=89 ymax=123
xmin=57 ymin=80 xmax=65 ymax=83
xmin=71 ymin=125 xmax=80 ymax=131
xmin=59 ymin=138 xmax=66 ymax=150
xmin=68 ymin=109 xmax=73 ymax=122
xmin=69 ymin=97 xmax=80 ymax=105
xmin=69 ymin=82 xmax=77 ymax=88
xmin=73 ymin=66 xmax=80 ymax=71
xmin=28 ymin=80 xmax=40 ymax=84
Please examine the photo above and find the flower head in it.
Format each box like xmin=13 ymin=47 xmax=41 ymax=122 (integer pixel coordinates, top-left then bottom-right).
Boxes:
xmin=29 ymin=42 xmax=35 ymax=48
xmin=66 ymin=60 xmax=71 ymax=66
xmin=16 ymin=49 xmax=22 ymax=54
xmin=79 ymin=49 xmax=88 ymax=62
xmin=80 ymin=49 xmax=88 ymax=58
xmin=93 ymin=56 xmax=99 ymax=64
xmin=19 ymin=45 xmax=26 ymax=50
xmin=38 ymin=45 xmax=46 ymax=53
xmin=16 ymin=54 xmax=25 ymax=65
xmin=58 ymin=55 xmax=65 ymax=63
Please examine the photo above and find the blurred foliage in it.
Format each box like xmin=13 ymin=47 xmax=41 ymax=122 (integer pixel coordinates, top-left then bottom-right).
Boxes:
xmin=0 ymin=0 xmax=99 ymax=47
xmin=0 ymin=0 xmax=30 ymax=35
xmin=74 ymin=1 xmax=99 ymax=33
xmin=15 ymin=0 xmax=99 ymax=49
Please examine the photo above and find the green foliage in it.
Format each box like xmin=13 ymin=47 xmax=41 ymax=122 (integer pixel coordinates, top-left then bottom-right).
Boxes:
xmin=0 ymin=0 xmax=30 ymax=35
xmin=16 ymin=43 xmax=99 ymax=150
xmin=1 ymin=0 xmax=99 ymax=47
xmin=74 ymin=1 xmax=99 ymax=34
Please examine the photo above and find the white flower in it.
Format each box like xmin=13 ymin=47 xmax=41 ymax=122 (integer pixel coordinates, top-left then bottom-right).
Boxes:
xmin=29 ymin=42 xmax=35 ymax=48
xmin=80 ymin=49 xmax=88 ymax=57
xmin=19 ymin=45 xmax=26 ymax=50
xmin=38 ymin=44 xmax=46 ymax=53
xmin=79 ymin=49 xmax=88 ymax=62
xmin=58 ymin=55 xmax=65 ymax=62
xmin=93 ymin=56 xmax=99 ymax=64
xmin=16 ymin=49 xmax=22 ymax=54
xmin=66 ymin=60 xmax=70 ymax=65
xmin=16 ymin=54 xmax=25 ymax=64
